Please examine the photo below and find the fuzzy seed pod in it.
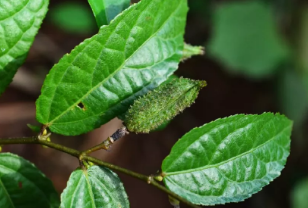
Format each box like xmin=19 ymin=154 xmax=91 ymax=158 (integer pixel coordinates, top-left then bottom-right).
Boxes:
xmin=124 ymin=78 xmax=206 ymax=133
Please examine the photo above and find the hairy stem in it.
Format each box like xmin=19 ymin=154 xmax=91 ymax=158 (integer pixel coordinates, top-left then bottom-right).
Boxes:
xmin=0 ymin=137 xmax=200 ymax=208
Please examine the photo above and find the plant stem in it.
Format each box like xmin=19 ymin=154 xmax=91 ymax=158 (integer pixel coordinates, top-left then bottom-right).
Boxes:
xmin=81 ymin=141 xmax=110 ymax=155
xmin=82 ymin=127 xmax=128 ymax=155
xmin=0 ymin=137 xmax=80 ymax=157
xmin=0 ymin=137 xmax=200 ymax=208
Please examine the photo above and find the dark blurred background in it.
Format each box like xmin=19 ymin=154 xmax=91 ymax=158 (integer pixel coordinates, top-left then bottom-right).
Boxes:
xmin=1 ymin=0 xmax=308 ymax=207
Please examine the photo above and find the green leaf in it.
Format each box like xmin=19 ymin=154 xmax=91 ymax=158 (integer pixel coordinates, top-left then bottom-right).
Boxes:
xmin=88 ymin=0 xmax=130 ymax=27
xmin=36 ymin=0 xmax=188 ymax=136
xmin=291 ymin=178 xmax=308 ymax=208
xmin=208 ymin=1 xmax=289 ymax=78
xmin=0 ymin=153 xmax=59 ymax=208
xmin=49 ymin=2 xmax=96 ymax=34
xmin=60 ymin=165 xmax=129 ymax=208
xmin=124 ymin=78 xmax=206 ymax=133
xmin=181 ymin=43 xmax=204 ymax=62
xmin=0 ymin=0 xmax=49 ymax=95
xmin=297 ymin=6 xmax=308 ymax=73
xmin=162 ymin=113 xmax=292 ymax=205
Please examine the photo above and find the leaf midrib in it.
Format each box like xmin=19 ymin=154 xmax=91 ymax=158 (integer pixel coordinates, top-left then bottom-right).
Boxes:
xmin=67 ymin=172 xmax=84 ymax=208
xmin=0 ymin=0 xmax=29 ymax=23
xmin=83 ymin=170 xmax=96 ymax=208
xmin=51 ymin=71 xmax=166 ymax=126
xmin=0 ymin=0 xmax=33 ymax=59
xmin=0 ymin=17 xmax=35 ymax=62
xmin=165 ymin=115 xmax=253 ymax=170
xmin=47 ymin=0 xmax=183 ymax=126
xmin=0 ymin=178 xmax=15 ymax=208
xmin=164 ymin=124 xmax=291 ymax=176
xmin=90 ymin=175 xmax=120 ymax=206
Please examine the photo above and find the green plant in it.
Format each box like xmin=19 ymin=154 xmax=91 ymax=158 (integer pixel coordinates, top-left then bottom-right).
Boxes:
xmin=0 ymin=0 xmax=293 ymax=207
xmin=208 ymin=1 xmax=289 ymax=77
xmin=204 ymin=0 xmax=308 ymax=128
xmin=291 ymin=177 xmax=308 ymax=208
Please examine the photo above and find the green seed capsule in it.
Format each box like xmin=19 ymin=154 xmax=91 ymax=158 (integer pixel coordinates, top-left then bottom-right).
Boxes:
xmin=124 ymin=78 xmax=206 ymax=133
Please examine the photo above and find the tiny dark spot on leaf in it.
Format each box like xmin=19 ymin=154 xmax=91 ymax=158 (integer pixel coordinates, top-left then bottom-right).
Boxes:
xmin=18 ymin=182 xmax=22 ymax=189
xmin=77 ymin=102 xmax=85 ymax=110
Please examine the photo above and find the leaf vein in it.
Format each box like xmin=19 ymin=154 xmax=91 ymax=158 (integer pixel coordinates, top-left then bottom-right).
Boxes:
xmin=47 ymin=0 xmax=183 ymax=126
xmin=165 ymin=124 xmax=291 ymax=176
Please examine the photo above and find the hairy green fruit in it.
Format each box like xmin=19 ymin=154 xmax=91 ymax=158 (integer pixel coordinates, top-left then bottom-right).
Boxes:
xmin=124 ymin=78 xmax=206 ymax=133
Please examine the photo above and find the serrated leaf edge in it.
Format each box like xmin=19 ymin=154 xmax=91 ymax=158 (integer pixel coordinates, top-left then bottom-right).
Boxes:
xmin=38 ymin=0 xmax=186 ymax=128
xmin=164 ymin=120 xmax=291 ymax=176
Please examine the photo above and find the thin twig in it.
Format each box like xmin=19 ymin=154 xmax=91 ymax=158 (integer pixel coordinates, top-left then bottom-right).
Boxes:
xmin=0 ymin=137 xmax=201 ymax=208
xmin=81 ymin=138 xmax=112 ymax=155
xmin=81 ymin=126 xmax=129 ymax=155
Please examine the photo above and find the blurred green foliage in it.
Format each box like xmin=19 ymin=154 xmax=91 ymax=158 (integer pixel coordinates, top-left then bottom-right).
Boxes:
xmin=187 ymin=0 xmax=308 ymax=127
xmin=188 ymin=0 xmax=211 ymax=20
xmin=291 ymin=178 xmax=308 ymax=208
xmin=208 ymin=1 xmax=289 ymax=77
xmin=276 ymin=68 xmax=308 ymax=125
xmin=297 ymin=7 xmax=308 ymax=73
xmin=49 ymin=2 xmax=96 ymax=34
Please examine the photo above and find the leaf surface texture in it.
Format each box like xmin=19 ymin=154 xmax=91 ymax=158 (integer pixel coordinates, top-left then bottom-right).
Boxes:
xmin=36 ymin=0 xmax=188 ymax=135
xmin=162 ymin=113 xmax=292 ymax=205
xmin=0 ymin=0 xmax=48 ymax=95
xmin=0 ymin=153 xmax=59 ymax=208
xmin=60 ymin=166 xmax=129 ymax=208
